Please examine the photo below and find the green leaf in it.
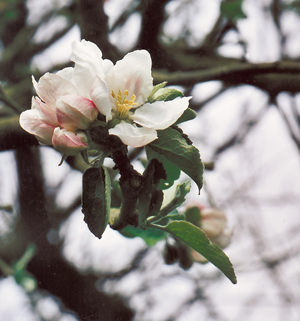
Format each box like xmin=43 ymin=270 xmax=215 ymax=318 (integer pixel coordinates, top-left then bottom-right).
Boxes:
xmin=150 ymin=87 xmax=183 ymax=103
xmin=185 ymin=206 xmax=201 ymax=226
xmin=165 ymin=211 xmax=186 ymax=221
xmin=147 ymin=181 xmax=191 ymax=224
xmin=120 ymin=225 xmax=166 ymax=246
xmin=157 ymin=221 xmax=237 ymax=284
xmin=82 ymin=166 xmax=111 ymax=239
xmin=137 ymin=159 xmax=166 ymax=227
xmin=175 ymin=108 xmax=197 ymax=125
xmin=148 ymin=82 xmax=168 ymax=102
xmin=161 ymin=182 xmax=190 ymax=215
xmin=145 ymin=146 xmax=180 ymax=190
xmin=220 ymin=0 xmax=247 ymax=22
xmin=148 ymin=127 xmax=204 ymax=192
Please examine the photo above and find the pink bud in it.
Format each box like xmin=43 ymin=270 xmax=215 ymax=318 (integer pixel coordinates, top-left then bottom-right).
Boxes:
xmin=52 ymin=128 xmax=88 ymax=155
xmin=56 ymin=94 xmax=98 ymax=131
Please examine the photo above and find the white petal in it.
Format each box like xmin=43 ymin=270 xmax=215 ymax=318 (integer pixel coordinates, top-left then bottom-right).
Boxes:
xmin=90 ymin=76 xmax=112 ymax=121
xmin=72 ymin=40 xmax=103 ymax=71
xmin=71 ymin=40 xmax=110 ymax=98
xmin=19 ymin=109 xmax=55 ymax=145
xmin=109 ymin=121 xmax=157 ymax=147
xmin=32 ymin=96 xmax=57 ymax=126
xmin=32 ymin=73 xmax=78 ymax=108
xmin=132 ymin=97 xmax=191 ymax=130
xmin=56 ymin=94 xmax=98 ymax=130
xmin=103 ymin=59 xmax=114 ymax=74
xmin=107 ymin=50 xmax=153 ymax=106
xmin=56 ymin=67 xmax=74 ymax=81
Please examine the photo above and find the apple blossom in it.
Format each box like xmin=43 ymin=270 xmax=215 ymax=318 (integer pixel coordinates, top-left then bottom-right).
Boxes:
xmin=19 ymin=67 xmax=99 ymax=155
xmin=20 ymin=39 xmax=191 ymax=154
xmin=71 ymin=40 xmax=191 ymax=147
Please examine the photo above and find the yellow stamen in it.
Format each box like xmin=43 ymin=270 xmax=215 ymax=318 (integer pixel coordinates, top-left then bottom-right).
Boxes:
xmin=111 ymin=89 xmax=138 ymax=119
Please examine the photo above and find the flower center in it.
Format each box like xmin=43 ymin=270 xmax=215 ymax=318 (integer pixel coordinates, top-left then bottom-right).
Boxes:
xmin=111 ymin=90 xmax=138 ymax=120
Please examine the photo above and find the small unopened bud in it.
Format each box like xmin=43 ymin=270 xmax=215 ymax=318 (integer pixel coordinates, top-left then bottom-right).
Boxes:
xmin=186 ymin=206 xmax=233 ymax=264
xmin=52 ymin=128 xmax=88 ymax=156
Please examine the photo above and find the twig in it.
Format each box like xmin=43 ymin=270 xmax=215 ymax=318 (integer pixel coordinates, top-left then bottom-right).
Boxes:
xmin=277 ymin=103 xmax=300 ymax=152
xmin=0 ymin=86 xmax=24 ymax=114
xmin=153 ymin=60 xmax=300 ymax=94
xmin=214 ymin=104 xmax=269 ymax=156
xmin=0 ymin=257 xmax=13 ymax=276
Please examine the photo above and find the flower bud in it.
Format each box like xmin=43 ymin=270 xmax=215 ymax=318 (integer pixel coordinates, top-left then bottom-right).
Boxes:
xmin=186 ymin=206 xmax=232 ymax=264
xmin=200 ymin=208 xmax=232 ymax=248
xmin=52 ymin=128 xmax=88 ymax=156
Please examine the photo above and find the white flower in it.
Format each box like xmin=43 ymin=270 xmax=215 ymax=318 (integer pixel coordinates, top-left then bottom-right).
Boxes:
xmin=20 ymin=40 xmax=191 ymax=152
xmin=71 ymin=40 xmax=191 ymax=147
xmin=19 ymin=53 xmax=99 ymax=155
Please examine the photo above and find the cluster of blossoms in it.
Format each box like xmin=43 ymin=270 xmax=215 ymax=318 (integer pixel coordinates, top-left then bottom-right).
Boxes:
xmin=189 ymin=207 xmax=233 ymax=263
xmin=20 ymin=40 xmax=190 ymax=155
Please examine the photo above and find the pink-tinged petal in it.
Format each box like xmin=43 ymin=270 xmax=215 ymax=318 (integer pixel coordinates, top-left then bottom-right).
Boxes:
xmin=19 ymin=109 xmax=56 ymax=145
xmin=52 ymin=128 xmax=88 ymax=155
xmin=32 ymin=97 xmax=58 ymax=126
xmin=132 ymin=97 xmax=191 ymax=130
xmin=56 ymin=94 xmax=98 ymax=131
xmin=107 ymin=50 xmax=153 ymax=106
xmin=71 ymin=40 xmax=112 ymax=98
xmin=90 ymin=76 xmax=112 ymax=121
xmin=32 ymin=72 xmax=78 ymax=108
xmin=108 ymin=121 xmax=157 ymax=147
